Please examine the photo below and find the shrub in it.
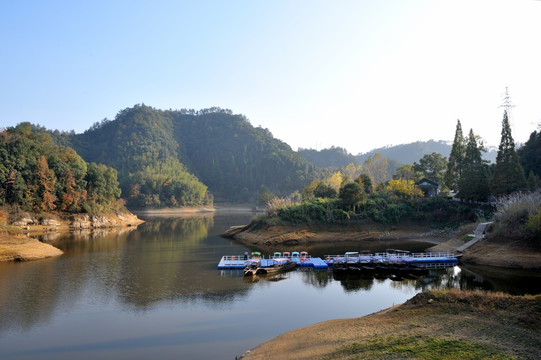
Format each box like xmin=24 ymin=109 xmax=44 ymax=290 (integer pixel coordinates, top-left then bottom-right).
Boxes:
xmin=528 ymin=210 xmax=541 ymax=236
xmin=494 ymin=191 xmax=541 ymax=225
xmin=493 ymin=191 xmax=541 ymax=240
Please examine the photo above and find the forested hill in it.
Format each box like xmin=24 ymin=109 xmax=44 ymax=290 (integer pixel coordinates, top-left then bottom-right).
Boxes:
xmin=298 ymin=146 xmax=360 ymax=169
xmin=62 ymin=104 xmax=316 ymax=206
xmin=1 ymin=123 xmax=123 ymax=213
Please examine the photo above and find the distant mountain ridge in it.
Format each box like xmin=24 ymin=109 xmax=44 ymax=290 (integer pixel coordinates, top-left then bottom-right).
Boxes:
xmin=299 ymin=140 xmax=497 ymax=170
xmin=358 ymin=140 xmax=497 ymax=164
xmin=358 ymin=140 xmax=453 ymax=165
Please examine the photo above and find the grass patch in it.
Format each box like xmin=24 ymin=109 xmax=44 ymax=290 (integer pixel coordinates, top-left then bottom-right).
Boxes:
xmin=339 ymin=335 xmax=514 ymax=360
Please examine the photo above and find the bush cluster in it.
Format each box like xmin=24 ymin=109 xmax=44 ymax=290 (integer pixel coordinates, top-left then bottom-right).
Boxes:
xmin=263 ymin=191 xmax=476 ymax=227
xmin=493 ymin=191 xmax=541 ymax=240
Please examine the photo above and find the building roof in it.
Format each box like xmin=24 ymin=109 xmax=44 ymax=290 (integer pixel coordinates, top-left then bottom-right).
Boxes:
xmin=416 ymin=178 xmax=439 ymax=187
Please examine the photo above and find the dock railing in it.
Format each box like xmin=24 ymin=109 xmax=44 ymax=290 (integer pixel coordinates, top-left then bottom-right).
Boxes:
xmin=324 ymin=252 xmax=457 ymax=262
xmin=373 ymin=251 xmax=456 ymax=259
xmin=220 ymin=255 xmax=250 ymax=266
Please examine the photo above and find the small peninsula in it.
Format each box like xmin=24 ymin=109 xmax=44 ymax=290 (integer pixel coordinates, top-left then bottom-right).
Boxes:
xmin=0 ymin=211 xmax=144 ymax=262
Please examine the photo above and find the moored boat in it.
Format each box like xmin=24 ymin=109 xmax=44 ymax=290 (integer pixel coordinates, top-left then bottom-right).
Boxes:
xmin=255 ymin=258 xmax=296 ymax=275
xmin=243 ymin=259 xmax=261 ymax=276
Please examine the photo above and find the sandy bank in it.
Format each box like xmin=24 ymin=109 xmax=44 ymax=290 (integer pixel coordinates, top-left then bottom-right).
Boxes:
xmin=1 ymin=211 xmax=144 ymax=262
xmin=239 ymin=289 xmax=541 ymax=360
xmin=0 ymin=234 xmax=63 ymax=262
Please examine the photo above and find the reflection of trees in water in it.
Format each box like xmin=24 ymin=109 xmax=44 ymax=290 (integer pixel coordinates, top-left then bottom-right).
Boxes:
xmin=299 ymin=269 xmax=333 ymax=288
xmin=114 ymin=215 xmax=255 ymax=309
xmin=137 ymin=215 xmax=214 ymax=245
xmin=0 ymin=260 xmax=65 ymax=335
xmin=332 ymin=272 xmax=375 ymax=292
xmin=0 ymin=215 xmax=247 ymax=333
xmin=303 ymin=268 xmax=332 ymax=287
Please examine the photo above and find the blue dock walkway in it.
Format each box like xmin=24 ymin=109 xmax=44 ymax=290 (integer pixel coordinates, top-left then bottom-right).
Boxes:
xmin=217 ymin=251 xmax=457 ymax=270
xmin=323 ymin=252 xmax=458 ymax=266
xmin=217 ymin=255 xmax=328 ymax=270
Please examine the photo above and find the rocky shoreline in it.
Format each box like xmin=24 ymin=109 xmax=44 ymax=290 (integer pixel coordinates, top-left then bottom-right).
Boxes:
xmin=0 ymin=211 xmax=144 ymax=262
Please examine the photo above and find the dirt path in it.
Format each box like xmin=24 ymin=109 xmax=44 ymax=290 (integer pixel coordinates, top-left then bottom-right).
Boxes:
xmin=239 ymin=289 xmax=541 ymax=360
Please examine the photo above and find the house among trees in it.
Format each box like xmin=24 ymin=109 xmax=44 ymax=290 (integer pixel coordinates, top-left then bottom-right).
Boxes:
xmin=416 ymin=178 xmax=440 ymax=197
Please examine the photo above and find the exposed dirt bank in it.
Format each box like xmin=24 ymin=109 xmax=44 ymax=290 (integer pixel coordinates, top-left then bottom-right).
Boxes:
xmin=225 ymin=221 xmax=541 ymax=269
xmin=0 ymin=233 xmax=63 ymax=262
xmin=460 ymin=238 xmax=541 ymax=270
xmin=240 ymin=289 xmax=541 ymax=360
xmin=1 ymin=211 xmax=144 ymax=262
xmin=427 ymin=226 xmax=541 ymax=270
xmin=223 ymin=222 xmax=458 ymax=249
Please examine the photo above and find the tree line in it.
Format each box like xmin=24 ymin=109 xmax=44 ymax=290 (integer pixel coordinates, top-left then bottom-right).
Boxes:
xmin=260 ymin=109 xmax=540 ymax=226
xmin=0 ymin=123 xmax=122 ymax=213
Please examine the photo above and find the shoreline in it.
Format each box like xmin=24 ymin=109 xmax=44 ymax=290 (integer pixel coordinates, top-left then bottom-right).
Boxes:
xmin=239 ymin=289 xmax=541 ymax=359
xmin=0 ymin=211 xmax=144 ymax=262
xmin=223 ymin=221 xmax=541 ymax=270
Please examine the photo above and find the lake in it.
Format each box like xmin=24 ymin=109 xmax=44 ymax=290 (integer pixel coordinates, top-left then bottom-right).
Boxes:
xmin=0 ymin=212 xmax=539 ymax=360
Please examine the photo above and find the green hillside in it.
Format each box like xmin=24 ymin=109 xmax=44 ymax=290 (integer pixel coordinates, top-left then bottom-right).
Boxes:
xmin=0 ymin=123 xmax=122 ymax=213
xmin=298 ymin=146 xmax=360 ymax=169
xmin=64 ymin=105 xmax=316 ymax=206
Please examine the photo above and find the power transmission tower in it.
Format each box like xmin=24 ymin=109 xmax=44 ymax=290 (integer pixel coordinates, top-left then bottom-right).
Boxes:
xmin=499 ymin=86 xmax=516 ymax=129
xmin=500 ymin=86 xmax=516 ymax=125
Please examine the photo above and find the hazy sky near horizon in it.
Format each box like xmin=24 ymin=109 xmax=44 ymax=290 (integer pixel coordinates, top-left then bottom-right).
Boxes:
xmin=2 ymin=0 xmax=541 ymax=154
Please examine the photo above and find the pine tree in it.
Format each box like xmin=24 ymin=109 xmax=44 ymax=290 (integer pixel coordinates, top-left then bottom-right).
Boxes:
xmin=444 ymin=120 xmax=465 ymax=191
xmin=458 ymin=129 xmax=490 ymax=201
xmin=491 ymin=111 xmax=526 ymax=196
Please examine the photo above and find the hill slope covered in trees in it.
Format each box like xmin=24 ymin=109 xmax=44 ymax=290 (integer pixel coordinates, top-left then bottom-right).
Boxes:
xmin=0 ymin=123 xmax=122 ymax=213
xmin=61 ymin=105 xmax=316 ymax=206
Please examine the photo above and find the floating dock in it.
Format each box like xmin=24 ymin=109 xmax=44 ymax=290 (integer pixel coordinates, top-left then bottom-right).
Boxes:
xmin=217 ymin=255 xmax=328 ymax=270
xmin=324 ymin=252 xmax=458 ymax=266
xmin=217 ymin=251 xmax=457 ymax=270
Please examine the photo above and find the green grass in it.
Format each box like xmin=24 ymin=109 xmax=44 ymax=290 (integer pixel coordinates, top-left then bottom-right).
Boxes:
xmin=337 ymin=335 xmax=515 ymax=360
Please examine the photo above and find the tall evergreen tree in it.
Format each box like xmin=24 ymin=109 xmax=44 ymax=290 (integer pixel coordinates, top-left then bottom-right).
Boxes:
xmin=444 ymin=120 xmax=465 ymax=191
xmin=458 ymin=129 xmax=490 ymax=201
xmin=518 ymin=126 xmax=541 ymax=178
xmin=491 ymin=111 xmax=526 ymax=196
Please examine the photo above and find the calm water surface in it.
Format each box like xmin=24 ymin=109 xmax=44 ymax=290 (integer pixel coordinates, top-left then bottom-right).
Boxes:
xmin=0 ymin=212 xmax=539 ymax=360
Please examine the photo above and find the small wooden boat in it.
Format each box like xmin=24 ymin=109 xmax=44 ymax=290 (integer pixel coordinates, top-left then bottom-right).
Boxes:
xmin=243 ymin=259 xmax=261 ymax=276
xmin=255 ymin=258 xmax=296 ymax=275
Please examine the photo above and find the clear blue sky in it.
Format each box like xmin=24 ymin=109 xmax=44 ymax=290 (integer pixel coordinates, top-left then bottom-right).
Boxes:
xmin=2 ymin=0 xmax=540 ymax=154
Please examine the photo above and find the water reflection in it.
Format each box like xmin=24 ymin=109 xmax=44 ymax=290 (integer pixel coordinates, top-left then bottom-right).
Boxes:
xmin=1 ymin=213 xmax=540 ymax=360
